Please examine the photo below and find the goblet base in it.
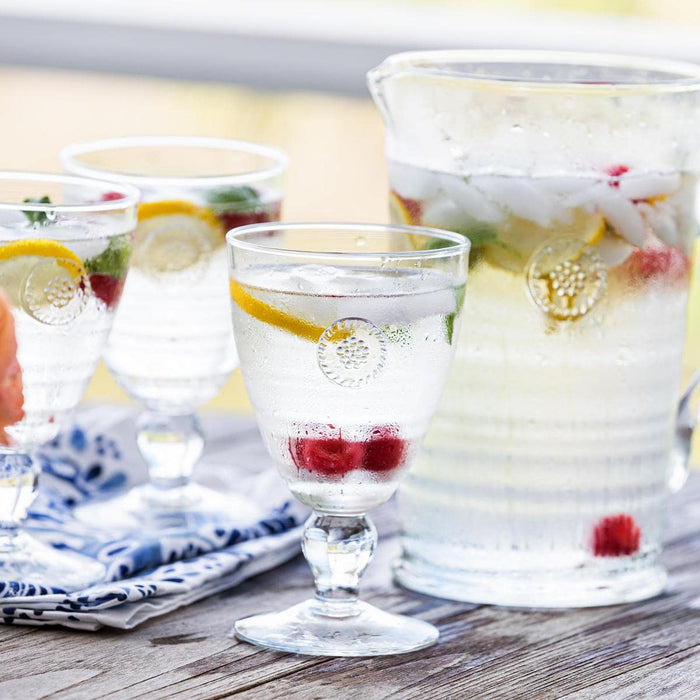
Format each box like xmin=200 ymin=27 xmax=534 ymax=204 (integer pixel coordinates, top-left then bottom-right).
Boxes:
xmin=234 ymin=598 xmax=439 ymax=657
xmin=0 ymin=531 xmax=105 ymax=591
xmin=74 ymin=482 xmax=263 ymax=533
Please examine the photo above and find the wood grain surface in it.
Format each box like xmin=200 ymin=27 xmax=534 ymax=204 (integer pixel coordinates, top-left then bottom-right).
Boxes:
xmin=1 ymin=473 xmax=700 ymax=699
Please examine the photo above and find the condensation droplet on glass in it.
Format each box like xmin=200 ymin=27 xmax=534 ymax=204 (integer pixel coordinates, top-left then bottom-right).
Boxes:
xmin=46 ymin=209 xmax=57 ymax=222
xmin=355 ymin=235 xmax=367 ymax=248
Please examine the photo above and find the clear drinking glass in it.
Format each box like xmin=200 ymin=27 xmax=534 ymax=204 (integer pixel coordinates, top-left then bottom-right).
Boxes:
xmin=368 ymin=50 xmax=700 ymax=606
xmin=61 ymin=137 xmax=288 ymax=530
xmin=228 ymin=222 xmax=469 ymax=656
xmin=0 ymin=172 xmax=138 ymax=589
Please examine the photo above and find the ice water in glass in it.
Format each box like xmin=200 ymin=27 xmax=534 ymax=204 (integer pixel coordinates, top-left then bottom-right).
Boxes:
xmin=61 ymin=137 xmax=287 ymax=528
xmin=0 ymin=173 xmax=137 ymax=590
xmin=232 ymin=264 xmax=463 ymax=515
xmin=228 ymin=223 xmax=469 ymax=656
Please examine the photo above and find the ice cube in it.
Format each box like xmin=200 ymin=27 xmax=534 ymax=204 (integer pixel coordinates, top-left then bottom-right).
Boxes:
xmin=596 ymin=193 xmax=647 ymax=247
xmin=596 ymin=234 xmax=635 ymax=267
xmin=422 ymin=196 xmax=478 ymax=232
xmin=618 ymin=173 xmax=681 ymax=202
xmin=0 ymin=211 xmax=28 ymax=228
xmin=438 ymin=174 xmax=504 ymax=225
xmin=388 ymin=162 xmax=441 ymax=201
xmin=470 ymin=175 xmax=557 ymax=227
xmin=637 ymin=201 xmax=678 ymax=247
xmin=40 ymin=220 xmax=110 ymax=260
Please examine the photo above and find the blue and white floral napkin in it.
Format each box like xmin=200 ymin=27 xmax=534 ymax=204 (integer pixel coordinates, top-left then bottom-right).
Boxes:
xmin=0 ymin=406 xmax=307 ymax=631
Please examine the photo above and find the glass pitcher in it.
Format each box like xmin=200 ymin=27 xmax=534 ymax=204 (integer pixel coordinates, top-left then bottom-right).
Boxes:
xmin=368 ymin=50 xmax=700 ymax=607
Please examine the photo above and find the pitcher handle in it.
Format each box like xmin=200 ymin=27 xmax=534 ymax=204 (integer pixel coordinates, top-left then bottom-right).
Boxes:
xmin=671 ymin=368 xmax=700 ymax=492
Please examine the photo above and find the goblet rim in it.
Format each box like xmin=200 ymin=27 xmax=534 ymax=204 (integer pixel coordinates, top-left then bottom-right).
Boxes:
xmin=60 ymin=135 xmax=289 ymax=188
xmin=0 ymin=171 xmax=140 ymax=214
xmin=226 ymin=221 xmax=470 ymax=262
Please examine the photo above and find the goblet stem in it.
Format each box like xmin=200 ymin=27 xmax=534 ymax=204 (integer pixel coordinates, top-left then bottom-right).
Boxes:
xmin=234 ymin=509 xmax=438 ymax=655
xmin=302 ymin=512 xmax=377 ymax=618
xmin=0 ymin=451 xmax=105 ymax=589
xmin=136 ymin=410 xmax=204 ymax=500
xmin=0 ymin=452 xmax=38 ymax=548
xmin=76 ymin=408 xmax=254 ymax=532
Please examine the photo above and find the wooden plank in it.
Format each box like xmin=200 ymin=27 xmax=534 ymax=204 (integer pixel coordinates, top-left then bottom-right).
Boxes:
xmin=0 ymin=521 xmax=697 ymax=699
xmin=561 ymin=648 xmax=700 ymax=699
xmin=1 ymin=481 xmax=699 ymax=698
xmin=224 ymin=591 xmax=700 ymax=700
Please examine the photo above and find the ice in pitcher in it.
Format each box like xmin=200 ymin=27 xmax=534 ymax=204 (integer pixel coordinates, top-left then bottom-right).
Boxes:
xmin=389 ymin=160 xmax=696 ymax=604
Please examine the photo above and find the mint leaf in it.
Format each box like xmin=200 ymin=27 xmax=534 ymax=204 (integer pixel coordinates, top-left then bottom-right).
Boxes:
xmin=84 ymin=236 xmax=131 ymax=278
xmin=422 ymin=223 xmax=500 ymax=256
xmin=206 ymin=186 xmax=261 ymax=212
xmin=423 ymin=236 xmax=455 ymax=251
xmin=450 ymin=222 xmax=521 ymax=268
xmin=445 ymin=283 xmax=467 ymax=345
xmin=22 ymin=196 xmax=51 ymax=224
xmin=456 ymin=222 xmax=497 ymax=247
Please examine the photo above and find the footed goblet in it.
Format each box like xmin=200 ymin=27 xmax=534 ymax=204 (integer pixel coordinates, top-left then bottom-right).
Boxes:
xmin=228 ymin=223 xmax=469 ymax=656
xmin=0 ymin=172 xmax=138 ymax=590
xmin=62 ymin=137 xmax=287 ymax=530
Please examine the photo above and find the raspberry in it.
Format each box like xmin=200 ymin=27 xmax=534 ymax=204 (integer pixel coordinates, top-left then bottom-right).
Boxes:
xmin=289 ymin=423 xmax=409 ymax=478
xmin=363 ymin=425 xmax=407 ymax=473
xmin=100 ymin=191 xmax=125 ymax=201
xmin=606 ymin=164 xmax=629 ymax=188
xmin=289 ymin=435 xmax=364 ymax=477
xmin=621 ymin=246 xmax=690 ymax=283
xmin=592 ymin=514 xmax=641 ymax=557
xmin=392 ymin=191 xmax=423 ymax=224
xmin=89 ymin=273 xmax=126 ymax=309
xmin=217 ymin=203 xmax=281 ymax=233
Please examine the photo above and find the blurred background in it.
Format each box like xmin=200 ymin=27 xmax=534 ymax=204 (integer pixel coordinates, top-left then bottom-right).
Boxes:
xmin=1 ymin=0 xmax=700 ymax=424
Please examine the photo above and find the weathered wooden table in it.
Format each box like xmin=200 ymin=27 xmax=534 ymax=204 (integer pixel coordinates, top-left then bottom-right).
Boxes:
xmin=1 ymin=470 xmax=699 ymax=699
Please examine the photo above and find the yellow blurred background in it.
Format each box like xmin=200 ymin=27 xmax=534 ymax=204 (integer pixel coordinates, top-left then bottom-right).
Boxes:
xmin=431 ymin=0 xmax=700 ymax=22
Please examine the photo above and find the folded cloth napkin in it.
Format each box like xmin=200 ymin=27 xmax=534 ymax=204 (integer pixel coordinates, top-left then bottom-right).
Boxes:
xmin=0 ymin=405 xmax=307 ymax=631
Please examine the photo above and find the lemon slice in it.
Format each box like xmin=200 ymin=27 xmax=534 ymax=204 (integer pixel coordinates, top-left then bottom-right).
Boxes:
xmin=230 ymin=280 xmax=326 ymax=343
xmin=482 ymin=208 xmax=606 ymax=273
xmin=0 ymin=239 xmax=88 ymax=325
xmin=389 ymin=190 xmax=419 ymax=225
xmin=0 ymin=239 xmax=83 ymax=268
xmin=134 ymin=200 xmax=224 ymax=275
